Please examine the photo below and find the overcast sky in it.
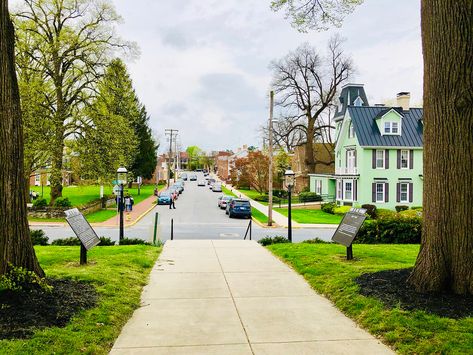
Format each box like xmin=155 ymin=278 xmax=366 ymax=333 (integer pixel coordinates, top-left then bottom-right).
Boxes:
xmin=24 ymin=0 xmax=425 ymax=152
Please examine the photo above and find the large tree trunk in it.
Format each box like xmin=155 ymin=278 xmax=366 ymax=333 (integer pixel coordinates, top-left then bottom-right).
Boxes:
xmin=0 ymin=0 xmax=44 ymax=277
xmin=408 ymin=0 xmax=473 ymax=295
xmin=304 ymin=115 xmax=316 ymax=174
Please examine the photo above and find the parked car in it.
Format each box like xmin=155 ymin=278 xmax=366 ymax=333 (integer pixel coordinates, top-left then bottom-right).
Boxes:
xmin=225 ymin=197 xmax=235 ymax=214
xmin=173 ymin=182 xmax=184 ymax=193
xmin=189 ymin=174 xmax=197 ymax=181
xmin=180 ymin=173 xmax=188 ymax=181
xmin=227 ymin=199 xmax=252 ymax=218
xmin=176 ymin=178 xmax=185 ymax=186
xmin=197 ymin=180 xmax=206 ymax=186
xmin=168 ymin=186 xmax=180 ymax=196
xmin=157 ymin=191 xmax=172 ymax=205
xmin=207 ymin=178 xmax=215 ymax=185
xmin=212 ymin=182 xmax=222 ymax=192
xmin=218 ymin=195 xmax=233 ymax=209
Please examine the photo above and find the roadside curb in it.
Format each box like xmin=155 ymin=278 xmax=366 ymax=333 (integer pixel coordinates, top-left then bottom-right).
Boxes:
xmin=251 ymin=217 xmax=280 ymax=228
xmin=125 ymin=202 xmax=157 ymax=227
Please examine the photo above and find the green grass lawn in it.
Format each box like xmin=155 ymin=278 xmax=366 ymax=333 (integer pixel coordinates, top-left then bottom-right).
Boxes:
xmin=267 ymin=243 xmax=473 ymax=354
xmin=251 ymin=207 xmax=273 ymax=225
xmin=237 ymin=188 xmax=267 ymax=204
xmin=0 ymin=245 xmax=161 ymax=354
xmin=31 ymin=184 xmax=162 ymax=207
xmin=275 ymin=208 xmax=342 ymax=224
xmin=222 ymin=185 xmax=237 ymax=197
xmin=29 ymin=184 xmax=165 ymax=223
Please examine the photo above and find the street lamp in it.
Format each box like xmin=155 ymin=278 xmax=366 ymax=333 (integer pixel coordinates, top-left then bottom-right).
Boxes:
xmin=117 ymin=167 xmax=128 ymax=244
xmin=284 ymin=169 xmax=295 ymax=242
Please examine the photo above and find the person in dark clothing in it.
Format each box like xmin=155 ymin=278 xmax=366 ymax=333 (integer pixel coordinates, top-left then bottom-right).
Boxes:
xmin=169 ymin=191 xmax=176 ymax=209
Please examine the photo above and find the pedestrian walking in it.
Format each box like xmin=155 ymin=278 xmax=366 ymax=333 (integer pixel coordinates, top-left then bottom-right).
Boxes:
xmin=130 ymin=196 xmax=134 ymax=211
xmin=169 ymin=191 xmax=176 ymax=209
xmin=124 ymin=195 xmax=132 ymax=212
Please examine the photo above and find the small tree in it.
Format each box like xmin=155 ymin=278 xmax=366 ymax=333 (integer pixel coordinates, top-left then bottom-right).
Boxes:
xmin=246 ymin=151 xmax=271 ymax=194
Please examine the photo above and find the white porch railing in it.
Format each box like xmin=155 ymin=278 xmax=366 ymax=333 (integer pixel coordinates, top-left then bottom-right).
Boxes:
xmin=335 ymin=167 xmax=359 ymax=175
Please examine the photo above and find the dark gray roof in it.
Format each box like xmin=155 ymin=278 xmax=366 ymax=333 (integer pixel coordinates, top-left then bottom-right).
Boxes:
xmin=373 ymin=107 xmax=404 ymax=120
xmin=348 ymin=106 xmax=423 ymax=147
xmin=334 ymin=84 xmax=370 ymax=121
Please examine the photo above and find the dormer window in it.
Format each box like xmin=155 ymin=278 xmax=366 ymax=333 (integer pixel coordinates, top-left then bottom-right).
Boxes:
xmin=384 ymin=121 xmax=401 ymax=135
xmin=348 ymin=122 xmax=355 ymax=138
xmin=354 ymin=96 xmax=364 ymax=106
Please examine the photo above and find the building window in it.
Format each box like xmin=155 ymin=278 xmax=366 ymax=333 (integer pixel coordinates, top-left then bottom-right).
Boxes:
xmin=392 ymin=122 xmax=399 ymax=134
xmin=400 ymin=150 xmax=409 ymax=169
xmin=348 ymin=122 xmax=355 ymax=138
xmin=376 ymin=183 xmax=385 ymax=202
xmin=400 ymin=183 xmax=409 ymax=203
xmin=344 ymin=181 xmax=353 ymax=201
xmin=315 ymin=180 xmax=322 ymax=195
xmin=346 ymin=149 xmax=356 ymax=170
xmin=384 ymin=122 xmax=391 ymax=134
xmin=376 ymin=150 xmax=385 ymax=169
xmin=337 ymin=180 xmax=342 ymax=199
xmin=354 ymin=96 xmax=364 ymax=106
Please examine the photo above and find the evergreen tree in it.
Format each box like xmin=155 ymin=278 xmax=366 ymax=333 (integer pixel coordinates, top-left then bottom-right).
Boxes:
xmin=130 ymin=105 xmax=158 ymax=180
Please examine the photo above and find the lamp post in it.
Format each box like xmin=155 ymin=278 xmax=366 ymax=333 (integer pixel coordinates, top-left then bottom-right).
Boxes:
xmin=268 ymin=90 xmax=275 ymax=226
xmin=284 ymin=169 xmax=295 ymax=242
xmin=117 ymin=167 xmax=128 ymax=244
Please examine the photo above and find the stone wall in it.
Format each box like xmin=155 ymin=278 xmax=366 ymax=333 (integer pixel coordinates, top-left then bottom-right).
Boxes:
xmin=28 ymin=197 xmax=116 ymax=219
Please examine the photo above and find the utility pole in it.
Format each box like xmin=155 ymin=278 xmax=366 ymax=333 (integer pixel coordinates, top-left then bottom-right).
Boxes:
xmin=268 ymin=91 xmax=274 ymax=226
xmin=165 ymin=129 xmax=178 ymax=186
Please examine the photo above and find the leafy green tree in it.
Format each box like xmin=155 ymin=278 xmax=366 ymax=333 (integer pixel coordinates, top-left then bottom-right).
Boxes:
xmin=186 ymin=146 xmax=204 ymax=170
xmin=0 ymin=0 xmax=44 ymax=277
xmin=14 ymin=0 xmax=133 ymax=204
xmin=272 ymin=0 xmax=473 ymax=295
xmin=75 ymin=59 xmax=138 ymax=188
xmin=130 ymin=105 xmax=158 ymax=180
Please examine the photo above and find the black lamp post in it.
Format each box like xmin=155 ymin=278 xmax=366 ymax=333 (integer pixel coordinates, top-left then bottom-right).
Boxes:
xmin=285 ymin=169 xmax=295 ymax=242
xmin=117 ymin=167 xmax=128 ymax=244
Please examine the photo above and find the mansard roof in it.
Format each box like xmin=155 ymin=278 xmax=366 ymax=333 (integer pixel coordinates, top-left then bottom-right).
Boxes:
xmin=348 ymin=106 xmax=423 ymax=147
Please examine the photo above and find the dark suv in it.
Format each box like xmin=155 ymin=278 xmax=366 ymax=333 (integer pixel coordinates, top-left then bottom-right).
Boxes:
xmin=227 ymin=199 xmax=251 ymax=219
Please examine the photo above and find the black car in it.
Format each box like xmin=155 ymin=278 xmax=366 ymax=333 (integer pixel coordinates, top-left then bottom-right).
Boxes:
xmin=227 ymin=199 xmax=251 ymax=219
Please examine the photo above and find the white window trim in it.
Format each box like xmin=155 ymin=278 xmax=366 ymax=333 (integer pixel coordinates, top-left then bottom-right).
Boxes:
xmin=348 ymin=122 xmax=355 ymax=138
xmin=376 ymin=183 xmax=385 ymax=203
xmin=383 ymin=121 xmax=402 ymax=136
xmin=344 ymin=180 xmax=353 ymax=201
xmin=337 ymin=180 xmax=343 ymax=200
xmin=400 ymin=149 xmax=409 ymax=169
xmin=400 ymin=182 xmax=409 ymax=203
xmin=316 ymin=180 xmax=322 ymax=195
xmin=376 ymin=150 xmax=385 ymax=169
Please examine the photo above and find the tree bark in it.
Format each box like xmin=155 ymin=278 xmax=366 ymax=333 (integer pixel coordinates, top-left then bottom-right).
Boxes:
xmin=408 ymin=0 xmax=473 ymax=295
xmin=0 ymin=0 xmax=44 ymax=277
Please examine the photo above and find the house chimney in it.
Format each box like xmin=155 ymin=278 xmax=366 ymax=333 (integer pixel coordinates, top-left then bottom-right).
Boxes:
xmin=396 ymin=92 xmax=410 ymax=111
xmin=243 ymin=144 xmax=248 ymax=150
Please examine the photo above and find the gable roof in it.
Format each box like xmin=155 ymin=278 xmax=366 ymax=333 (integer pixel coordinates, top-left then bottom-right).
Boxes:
xmin=348 ymin=106 xmax=423 ymax=147
xmin=373 ymin=107 xmax=404 ymax=120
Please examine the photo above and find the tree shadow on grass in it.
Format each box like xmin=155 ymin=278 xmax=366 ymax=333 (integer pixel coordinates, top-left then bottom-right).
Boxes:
xmin=356 ymin=268 xmax=473 ymax=319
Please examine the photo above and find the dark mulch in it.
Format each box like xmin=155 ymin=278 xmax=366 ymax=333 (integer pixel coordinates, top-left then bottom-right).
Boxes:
xmin=0 ymin=278 xmax=98 ymax=339
xmin=356 ymin=268 xmax=473 ymax=319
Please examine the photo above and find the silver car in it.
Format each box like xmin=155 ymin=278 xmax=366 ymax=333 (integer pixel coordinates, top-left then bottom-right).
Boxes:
xmin=212 ymin=182 xmax=222 ymax=192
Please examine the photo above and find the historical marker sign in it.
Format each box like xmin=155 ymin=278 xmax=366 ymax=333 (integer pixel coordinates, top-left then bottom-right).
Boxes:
xmin=65 ymin=208 xmax=100 ymax=250
xmin=332 ymin=208 xmax=367 ymax=247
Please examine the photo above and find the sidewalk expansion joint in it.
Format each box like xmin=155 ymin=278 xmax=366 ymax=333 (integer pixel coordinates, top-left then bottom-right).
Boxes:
xmin=211 ymin=240 xmax=256 ymax=355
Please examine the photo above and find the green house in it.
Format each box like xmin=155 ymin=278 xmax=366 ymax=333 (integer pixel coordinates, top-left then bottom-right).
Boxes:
xmin=310 ymin=84 xmax=423 ymax=210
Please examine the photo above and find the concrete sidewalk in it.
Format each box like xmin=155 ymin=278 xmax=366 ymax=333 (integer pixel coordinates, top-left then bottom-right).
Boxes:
xmin=110 ymin=240 xmax=393 ymax=354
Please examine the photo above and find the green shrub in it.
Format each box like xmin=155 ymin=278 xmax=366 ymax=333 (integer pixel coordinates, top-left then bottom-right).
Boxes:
xmin=258 ymin=236 xmax=290 ymax=246
xmin=32 ymin=197 xmax=48 ymax=208
xmin=399 ymin=209 xmax=422 ymax=218
xmin=395 ymin=205 xmax=409 ymax=213
xmin=361 ymin=204 xmax=377 ymax=219
xmin=51 ymin=237 xmax=81 ymax=246
xmin=53 ymin=197 xmax=72 ymax=208
xmin=355 ymin=215 xmax=422 ymax=244
xmin=272 ymin=189 xmax=288 ymax=198
xmin=30 ymin=229 xmax=49 ymax=246
xmin=321 ymin=202 xmax=336 ymax=214
xmin=333 ymin=206 xmax=351 ymax=215
xmin=98 ymin=237 xmax=115 ymax=246
xmin=411 ymin=206 xmax=423 ymax=210
xmin=298 ymin=192 xmax=322 ymax=203
xmin=0 ymin=265 xmax=52 ymax=293
xmin=254 ymin=195 xmax=281 ymax=203
xmin=300 ymin=186 xmax=311 ymax=193
xmin=377 ymin=208 xmax=397 ymax=219
xmin=119 ymin=238 xmax=149 ymax=245
xmin=303 ymin=238 xmax=330 ymax=244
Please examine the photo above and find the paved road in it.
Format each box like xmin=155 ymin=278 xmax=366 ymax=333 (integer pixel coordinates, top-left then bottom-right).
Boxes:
xmin=33 ymin=172 xmax=336 ymax=243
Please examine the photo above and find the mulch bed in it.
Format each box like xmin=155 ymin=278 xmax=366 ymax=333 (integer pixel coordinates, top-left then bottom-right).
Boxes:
xmin=0 ymin=278 xmax=98 ymax=339
xmin=356 ymin=268 xmax=473 ymax=319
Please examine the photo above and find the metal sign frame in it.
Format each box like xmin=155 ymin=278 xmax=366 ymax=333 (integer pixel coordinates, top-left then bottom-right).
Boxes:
xmin=65 ymin=208 xmax=101 ymax=264
xmin=331 ymin=207 xmax=367 ymax=260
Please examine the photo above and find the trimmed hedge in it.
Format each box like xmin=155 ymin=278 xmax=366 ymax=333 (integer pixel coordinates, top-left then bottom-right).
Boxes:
xmin=53 ymin=197 xmax=72 ymax=208
xmin=333 ymin=205 xmax=351 ymax=215
xmin=254 ymin=195 xmax=281 ymax=203
xmin=30 ymin=229 xmax=49 ymax=245
xmin=51 ymin=237 xmax=81 ymax=246
xmin=32 ymin=198 xmax=48 ymax=208
xmin=258 ymin=236 xmax=289 ymax=246
xmin=361 ymin=204 xmax=377 ymax=219
xmin=355 ymin=215 xmax=422 ymax=244
xmin=298 ymin=192 xmax=322 ymax=202
xmin=321 ymin=202 xmax=336 ymax=214
xmin=395 ymin=205 xmax=409 ymax=212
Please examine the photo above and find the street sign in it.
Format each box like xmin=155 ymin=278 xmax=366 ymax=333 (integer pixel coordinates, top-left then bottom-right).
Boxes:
xmin=331 ymin=208 xmax=367 ymax=260
xmin=113 ymin=184 xmax=119 ymax=195
xmin=65 ymin=208 xmax=101 ymax=264
xmin=112 ymin=179 xmax=118 ymax=185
